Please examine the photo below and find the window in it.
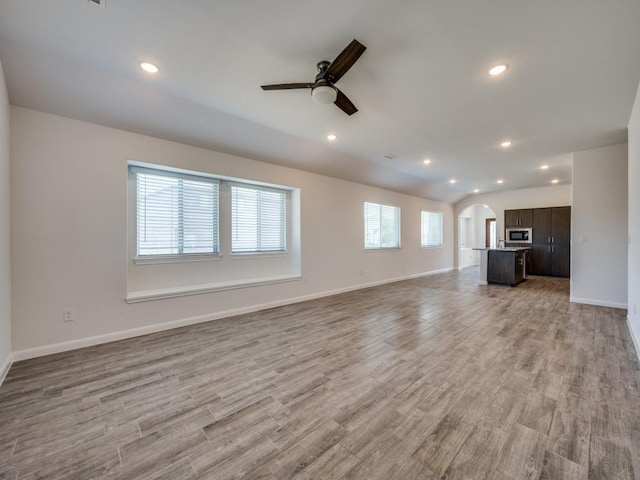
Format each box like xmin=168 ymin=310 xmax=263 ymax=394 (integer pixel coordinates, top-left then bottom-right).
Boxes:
xmin=128 ymin=162 xmax=300 ymax=300
xmin=131 ymin=164 xmax=292 ymax=262
xmin=231 ymin=184 xmax=286 ymax=253
xmin=364 ymin=202 xmax=401 ymax=249
xmin=421 ymin=210 xmax=443 ymax=247
xmin=133 ymin=166 xmax=219 ymax=257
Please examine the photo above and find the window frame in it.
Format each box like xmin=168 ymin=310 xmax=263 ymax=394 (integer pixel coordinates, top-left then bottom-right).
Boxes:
xmin=129 ymin=162 xmax=293 ymax=265
xmin=421 ymin=210 xmax=444 ymax=248
xmin=131 ymin=165 xmax=221 ymax=262
xmin=230 ymin=182 xmax=288 ymax=255
xmin=363 ymin=201 xmax=402 ymax=250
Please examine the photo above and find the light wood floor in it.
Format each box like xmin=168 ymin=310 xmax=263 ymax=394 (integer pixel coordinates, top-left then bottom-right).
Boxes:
xmin=1 ymin=269 xmax=639 ymax=479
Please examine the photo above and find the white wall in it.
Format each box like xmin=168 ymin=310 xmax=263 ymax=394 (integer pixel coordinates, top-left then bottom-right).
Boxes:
xmin=571 ymin=143 xmax=628 ymax=308
xmin=473 ymin=204 xmax=496 ymax=249
xmin=454 ymin=185 xmax=572 ymax=267
xmin=10 ymin=107 xmax=454 ymax=354
xmin=458 ymin=205 xmax=476 ymax=269
xmin=628 ymin=83 xmax=640 ymax=355
xmin=0 ymin=60 xmax=11 ymax=378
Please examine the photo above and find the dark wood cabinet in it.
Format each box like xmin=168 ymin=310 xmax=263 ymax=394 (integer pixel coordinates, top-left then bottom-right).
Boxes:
xmin=505 ymin=210 xmax=519 ymax=227
xmin=529 ymin=244 xmax=551 ymax=275
xmin=551 ymin=244 xmax=570 ymax=277
xmin=525 ymin=206 xmax=571 ymax=277
xmin=532 ymin=208 xmax=551 ymax=244
xmin=487 ymin=250 xmax=526 ymax=286
xmin=550 ymin=206 xmax=571 ymax=245
xmin=505 ymin=209 xmax=533 ymax=227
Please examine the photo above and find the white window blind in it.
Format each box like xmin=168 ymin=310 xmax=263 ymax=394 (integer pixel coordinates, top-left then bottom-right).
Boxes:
xmin=421 ymin=210 xmax=443 ymax=247
xmin=364 ymin=202 xmax=401 ymax=249
xmin=231 ymin=184 xmax=286 ymax=253
xmin=133 ymin=167 xmax=219 ymax=256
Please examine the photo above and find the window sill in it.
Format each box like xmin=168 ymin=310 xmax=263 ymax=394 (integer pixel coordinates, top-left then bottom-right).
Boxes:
xmin=421 ymin=245 xmax=443 ymax=249
xmin=364 ymin=247 xmax=402 ymax=252
xmin=133 ymin=254 xmax=222 ymax=265
xmin=125 ymin=274 xmax=302 ymax=303
xmin=231 ymin=251 xmax=288 ymax=260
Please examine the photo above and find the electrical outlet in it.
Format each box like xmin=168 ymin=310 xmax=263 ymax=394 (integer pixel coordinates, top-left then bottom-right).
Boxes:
xmin=63 ymin=308 xmax=75 ymax=322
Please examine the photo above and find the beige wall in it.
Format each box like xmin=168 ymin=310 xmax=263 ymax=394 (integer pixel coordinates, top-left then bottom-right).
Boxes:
xmin=0 ymin=60 xmax=11 ymax=379
xmin=628 ymin=83 xmax=640 ymax=354
xmin=571 ymin=143 xmax=628 ymax=308
xmin=10 ymin=107 xmax=454 ymax=355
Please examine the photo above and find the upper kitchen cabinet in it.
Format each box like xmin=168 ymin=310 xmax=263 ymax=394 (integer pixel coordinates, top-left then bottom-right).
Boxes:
xmin=505 ymin=209 xmax=533 ymax=227
xmin=550 ymin=206 xmax=571 ymax=245
xmin=532 ymin=206 xmax=570 ymax=244
xmin=532 ymin=208 xmax=551 ymax=244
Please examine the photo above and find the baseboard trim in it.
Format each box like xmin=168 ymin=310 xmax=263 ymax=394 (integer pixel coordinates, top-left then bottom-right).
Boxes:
xmin=0 ymin=353 xmax=13 ymax=387
xmin=569 ymin=296 xmax=628 ymax=309
xmin=457 ymin=264 xmax=479 ymax=271
xmin=12 ymin=267 xmax=455 ymax=362
xmin=628 ymin=317 xmax=640 ymax=363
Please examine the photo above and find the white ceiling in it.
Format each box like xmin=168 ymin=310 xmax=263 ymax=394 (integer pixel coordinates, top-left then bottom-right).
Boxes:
xmin=1 ymin=0 xmax=639 ymax=203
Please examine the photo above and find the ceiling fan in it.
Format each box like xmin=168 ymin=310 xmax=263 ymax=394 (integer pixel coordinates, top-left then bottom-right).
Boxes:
xmin=261 ymin=39 xmax=366 ymax=116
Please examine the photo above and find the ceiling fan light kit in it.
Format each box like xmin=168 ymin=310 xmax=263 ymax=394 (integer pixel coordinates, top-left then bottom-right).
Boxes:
xmin=311 ymin=85 xmax=337 ymax=104
xmin=261 ymin=39 xmax=366 ymax=115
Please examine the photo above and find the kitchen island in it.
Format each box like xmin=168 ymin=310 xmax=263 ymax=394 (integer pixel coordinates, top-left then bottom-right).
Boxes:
xmin=473 ymin=247 xmax=530 ymax=286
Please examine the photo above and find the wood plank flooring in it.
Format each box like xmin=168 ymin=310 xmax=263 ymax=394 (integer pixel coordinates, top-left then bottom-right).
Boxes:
xmin=1 ymin=269 xmax=639 ymax=479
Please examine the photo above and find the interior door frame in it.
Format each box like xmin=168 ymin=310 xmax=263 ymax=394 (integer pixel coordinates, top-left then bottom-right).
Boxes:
xmin=486 ymin=218 xmax=496 ymax=248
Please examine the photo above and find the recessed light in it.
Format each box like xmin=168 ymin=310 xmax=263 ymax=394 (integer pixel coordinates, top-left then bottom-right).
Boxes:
xmin=326 ymin=134 xmax=337 ymax=141
xmin=473 ymin=189 xmax=480 ymax=193
xmin=449 ymin=179 xmax=456 ymax=184
xmin=500 ymin=140 xmax=512 ymax=148
xmin=140 ymin=62 xmax=159 ymax=73
xmin=489 ymin=64 xmax=508 ymax=76
xmin=540 ymin=165 xmax=549 ymax=170
xmin=551 ymin=179 xmax=559 ymax=184
xmin=497 ymin=179 xmax=504 ymax=184
xmin=423 ymin=159 xmax=432 ymax=165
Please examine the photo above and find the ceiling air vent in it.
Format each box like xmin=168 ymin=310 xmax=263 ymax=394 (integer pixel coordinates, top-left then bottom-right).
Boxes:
xmin=383 ymin=153 xmax=399 ymax=160
xmin=87 ymin=0 xmax=106 ymax=8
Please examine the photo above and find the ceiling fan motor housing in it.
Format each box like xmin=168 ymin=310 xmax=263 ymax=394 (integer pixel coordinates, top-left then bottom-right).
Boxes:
xmin=312 ymin=62 xmax=337 ymax=104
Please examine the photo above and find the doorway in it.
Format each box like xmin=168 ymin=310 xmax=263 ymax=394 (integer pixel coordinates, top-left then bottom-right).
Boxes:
xmin=486 ymin=218 xmax=496 ymax=248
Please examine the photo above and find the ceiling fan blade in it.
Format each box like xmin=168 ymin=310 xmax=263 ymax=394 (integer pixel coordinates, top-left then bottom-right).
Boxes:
xmin=334 ymin=89 xmax=358 ymax=116
xmin=261 ymin=83 xmax=314 ymax=90
xmin=324 ymin=39 xmax=366 ymax=84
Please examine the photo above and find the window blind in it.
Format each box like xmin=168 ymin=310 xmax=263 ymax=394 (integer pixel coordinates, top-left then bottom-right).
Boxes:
xmin=421 ymin=210 xmax=443 ymax=247
xmin=364 ymin=202 xmax=400 ymax=248
xmin=231 ymin=184 xmax=286 ymax=253
xmin=133 ymin=167 xmax=219 ymax=256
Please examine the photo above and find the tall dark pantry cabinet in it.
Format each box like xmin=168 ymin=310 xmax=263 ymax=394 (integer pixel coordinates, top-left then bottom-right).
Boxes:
xmin=505 ymin=206 xmax=571 ymax=277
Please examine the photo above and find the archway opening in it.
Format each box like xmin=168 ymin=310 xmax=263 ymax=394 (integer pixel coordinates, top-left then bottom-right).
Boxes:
xmin=458 ymin=204 xmax=497 ymax=269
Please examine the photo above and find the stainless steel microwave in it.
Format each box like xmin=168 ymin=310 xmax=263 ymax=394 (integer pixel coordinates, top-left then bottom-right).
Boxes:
xmin=506 ymin=227 xmax=532 ymax=243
